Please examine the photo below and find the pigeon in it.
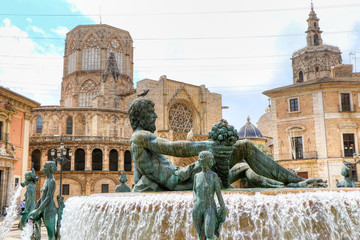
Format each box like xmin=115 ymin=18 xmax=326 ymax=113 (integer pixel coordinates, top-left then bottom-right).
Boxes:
xmin=186 ymin=128 xmax=193 ymax=141
xmin=137 ymin=89 xmax=149 ymax=97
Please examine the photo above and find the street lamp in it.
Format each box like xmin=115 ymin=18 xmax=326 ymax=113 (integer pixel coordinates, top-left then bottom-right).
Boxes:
xmin=51 ymin=143 xmax=72 ymax=197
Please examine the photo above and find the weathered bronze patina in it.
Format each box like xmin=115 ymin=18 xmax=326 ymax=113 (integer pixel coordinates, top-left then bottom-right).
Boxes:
xmin=115 ymin=172 xmax=132 ymax=192
xmin=129 ymin=98 xmax=327 ymax=192
xmin=193 ymin=151 xmax=226 ymax=239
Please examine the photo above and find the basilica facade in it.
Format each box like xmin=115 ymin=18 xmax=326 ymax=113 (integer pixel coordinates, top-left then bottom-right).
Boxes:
xmin=29 ymin=24 xmax=222 ymax=199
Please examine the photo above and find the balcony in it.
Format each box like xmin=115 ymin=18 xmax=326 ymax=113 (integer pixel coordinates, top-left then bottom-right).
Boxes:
xmin=30 ymin=135 xmax=129 ymax=143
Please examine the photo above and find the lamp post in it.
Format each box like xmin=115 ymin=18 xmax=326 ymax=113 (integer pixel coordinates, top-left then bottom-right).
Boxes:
xmin=51 ymin=143 xmax=72 ymax=197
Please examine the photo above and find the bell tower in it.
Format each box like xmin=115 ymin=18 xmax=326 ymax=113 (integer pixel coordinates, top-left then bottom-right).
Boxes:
xmin=291 ymin=4 xmax=342 ymax=83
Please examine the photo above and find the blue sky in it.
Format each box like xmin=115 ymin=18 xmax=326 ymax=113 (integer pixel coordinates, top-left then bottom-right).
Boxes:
xmin=1 ymin=0 xmax=360 ymax=131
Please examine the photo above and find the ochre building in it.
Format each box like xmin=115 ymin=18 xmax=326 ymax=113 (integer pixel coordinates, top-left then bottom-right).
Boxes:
xmin=0 ymin=87 xmax=39 ymax=214
xmin=29 ymin=24 xmax=222 ymax=200
xmin=262 ymin=6 xmax=360 ymax=187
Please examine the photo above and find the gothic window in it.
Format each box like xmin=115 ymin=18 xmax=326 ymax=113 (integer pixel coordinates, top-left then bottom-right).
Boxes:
xmin=31 ymin=149 xmax=41 ymax=171
xmin=92 ymin=148 xmax=103 ymax=171
xmin=343 ymin=133 xmax=355 ymax=157
xmin=298 ymin=71 xmax=304 ymax=82
xmin=68 ymin=52 xmax=76 ymax=74
xmin=36 ymin=116 xmax=42 ymax=134
xmin=110 ymin=116 xmax=118 ymax=137
xmin=314 ymin=34 xmax=319 ymax=46
xmin=64 ymin=83 xmax=72 ymax=107
xmin=109 ymin=149 xmax=118 ymax=171
xmin=107 ymin=38 xmax=123 ymax=72
xmin=82 ymin=35 xmax=101 ymax=70
xmin=168 ymin=102 xmax=194 ymax=133
xmin=66 ymin=117 xmax=73 ymax=135
xmin=291 ymin=136 xmax=303 ymax=159
xmin=124 ymin=150 xmax=132 ymax=171
xmin=75 ymin=148 xmax=85 ymax=171
xmin=79 ymin=80 xmax=98 ymax=107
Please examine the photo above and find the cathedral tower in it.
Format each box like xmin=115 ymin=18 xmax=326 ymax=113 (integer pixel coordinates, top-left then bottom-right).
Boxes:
xmin=291 ymin=5 xmax=342 ymax=83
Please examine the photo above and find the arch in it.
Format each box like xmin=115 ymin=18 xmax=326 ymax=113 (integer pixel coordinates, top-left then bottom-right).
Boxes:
xmin=314 ymin=34 xmax=319 ymax=46
xmin=168 ymin=101 xmax=195 ymax=133
xmin=298 ymin=71 xmax=304 ymax=82
xmin=124 ymin=150 xmax=132 ymax=171
xmin=315 ymin=66 xmax=320 ymax=72
xmin=31 ymin=149 xmax=41 ymax=171
xmin=36 ymin=116 xmax=42 ymax=134
xmin=75 ymin=148 xmax=85 ymax=171
xmin=90 ymin=176 xmax=119 ymax=192
xmin=75 ymin=114 xmax=86 ymax=135
xmin=48 ymin=115 xmax=59 ymax=135
xmin=79 ymin=80 xmax=98 ymax=107
xmin=66 ymin=117 xmax=73 ymax=135
xmin=109 ymin=149 xmax=118 ymax=171
xmin=64 ymin=82 xmax=73 ymax=107
xmin=109 ymin=115 xmax=118 ymax=137
xmin=62 ymin=148 xmax=71 ymax=171
xmin=286 ymin=125 xmax=306 ymax=133
xmin=54 ymin=175 xmax=85 ymax=193
xmin=92 ymin=148 xmax=103 ymax=171
xmin=81 ymin=34 xmax=101 ymax=70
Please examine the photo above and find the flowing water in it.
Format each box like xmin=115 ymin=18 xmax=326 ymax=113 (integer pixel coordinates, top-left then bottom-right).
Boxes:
xmin=0 ymin=185 xmax=23 ymax=239
xmin=20 ymin=220 xmax=34 ymax=240
xmin=61 ymin=189 xmax=360 ymax=240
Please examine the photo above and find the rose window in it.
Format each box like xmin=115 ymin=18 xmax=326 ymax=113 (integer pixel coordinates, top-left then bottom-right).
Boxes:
xmin=169 ymin=103 xmax=194 ymax=133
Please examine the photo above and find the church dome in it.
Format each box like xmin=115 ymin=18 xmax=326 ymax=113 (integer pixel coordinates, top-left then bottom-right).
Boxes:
xmin=238 ymin=116 xmax=264 ymax=139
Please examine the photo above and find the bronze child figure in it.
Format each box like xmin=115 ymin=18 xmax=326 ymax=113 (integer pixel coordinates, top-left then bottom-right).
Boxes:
xmin=192 ymin=151 xmax=226 ymax=240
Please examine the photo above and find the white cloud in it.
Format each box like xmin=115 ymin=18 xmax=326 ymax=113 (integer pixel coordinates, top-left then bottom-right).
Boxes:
xmin=0 ymin=19 xmax=63 ymax=106
xmin=31 ymin=26 xmax=46 ymax=35
xmin=26 ymin=18 xmax=32 ymax=23
xmin=51 ymin=26 xmax=70 ymax=36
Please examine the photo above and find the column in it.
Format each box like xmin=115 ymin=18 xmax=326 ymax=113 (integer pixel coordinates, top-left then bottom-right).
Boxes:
xmin=70 ymin=147 xmax=75 ymax=171
xmin=103 ymin=147 xmax=109 ymax=171
xmin=119 ymin=150 xmax=124 ymax=171
xmin=85 ymin=147 xmax=92 ymax=170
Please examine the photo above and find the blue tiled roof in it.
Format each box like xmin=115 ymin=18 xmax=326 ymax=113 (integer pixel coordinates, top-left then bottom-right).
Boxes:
xmin=238 ymin=116 xmax=264 ymax=139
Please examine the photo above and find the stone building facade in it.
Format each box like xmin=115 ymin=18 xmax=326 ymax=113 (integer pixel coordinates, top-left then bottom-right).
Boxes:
xmin=29 ymin=24 xmax=222 ymax=200
xmin=0 ymin=87 xmax=39 ymax=214
xmin=262 ymin=6 xmax=360 ymax=186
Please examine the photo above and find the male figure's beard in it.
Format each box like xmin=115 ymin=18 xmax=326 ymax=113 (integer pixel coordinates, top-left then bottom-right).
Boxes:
xmin=143 ymin=122 xmax=156 ymax=133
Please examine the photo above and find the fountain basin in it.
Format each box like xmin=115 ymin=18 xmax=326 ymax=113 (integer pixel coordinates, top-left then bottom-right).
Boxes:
xmin=61 ymin=188 xmax=360 ymax=240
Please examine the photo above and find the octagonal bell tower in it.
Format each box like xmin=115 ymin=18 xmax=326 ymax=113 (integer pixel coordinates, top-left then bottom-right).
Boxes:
xmin=60 ymin=24 xmax=134 ymax=108
xmin=291 ymin=5 xmax=342 ymax=83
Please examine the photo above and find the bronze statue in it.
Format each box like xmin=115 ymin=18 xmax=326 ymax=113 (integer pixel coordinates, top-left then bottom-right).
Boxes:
xmin=128 ymin=98 xmax=327 ymax=192
xmin=28 ymin=161 xmax=58 ymax=240
xmin=19 ymin=169 xmax=39 ymax=231
xmin=337 ymin=165 xmax=356 ymax=188
xmin=193 ymin=151 xmax=226 ymax=239
xmin=115 ymin=172 xmax=132 ymax=192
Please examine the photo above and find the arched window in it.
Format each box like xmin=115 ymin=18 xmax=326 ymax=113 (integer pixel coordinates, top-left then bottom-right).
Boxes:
xmin=31 ymin=149 xmax=41 ymax=171
xmin=124 ymin=150 xmax=132 ymax=171
xmin=66 ymin=117 xmax=73 ymax=135
xmin=109 ymin=149 xmax=118 ymax=171
xmin=168 ymin=102 xmax=194 ymax=133
xmin=315 ymin=66 xmax=319 ymax=72
xmin=314 ymin=34 xmax=319 ymax=46
xmin=79 ymin=80 xmax=98 ymax=107
xmin=92 ymin=148 xmax=102 ymax=171
xmin=82 ymin=35 xmax=101 ymax=70
xmin=107 ymin=38 xmax=123 ymax=73
xmin=110 ymin=116 xmax=118 ymax=137
xmin=36 ymin=116 xmax=42 ymax=134
xmin=75 ymin=148 xmax=85 ymax=171
xmin=67 ymin=41 xmax=76 ymax=74
xmin=298 ymin=71 xmax=304 ymax=82
xmin=62 ymin=148 xmax=71 ymax=171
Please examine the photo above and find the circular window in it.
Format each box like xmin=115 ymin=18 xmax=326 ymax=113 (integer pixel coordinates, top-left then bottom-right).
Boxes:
xmin=169 ymin=103 xmax=194 ymax=132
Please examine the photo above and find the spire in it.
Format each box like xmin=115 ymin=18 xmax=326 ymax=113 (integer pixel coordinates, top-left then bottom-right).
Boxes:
xmin=102 ymin=52 xmax=121 ymax=83
xmin=306 ymin=3 xmax=323 ymax=47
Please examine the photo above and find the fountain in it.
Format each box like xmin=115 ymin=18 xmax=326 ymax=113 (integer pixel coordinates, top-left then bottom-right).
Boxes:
xmin=60 ymin=189 xmax=360 ymax=240
xmin=0 ymin=185 xmax=23 ymax=239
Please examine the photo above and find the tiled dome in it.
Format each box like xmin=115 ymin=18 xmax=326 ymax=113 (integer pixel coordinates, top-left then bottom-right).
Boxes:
xmin=238 ymin=116 xmax=264 ymax=139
